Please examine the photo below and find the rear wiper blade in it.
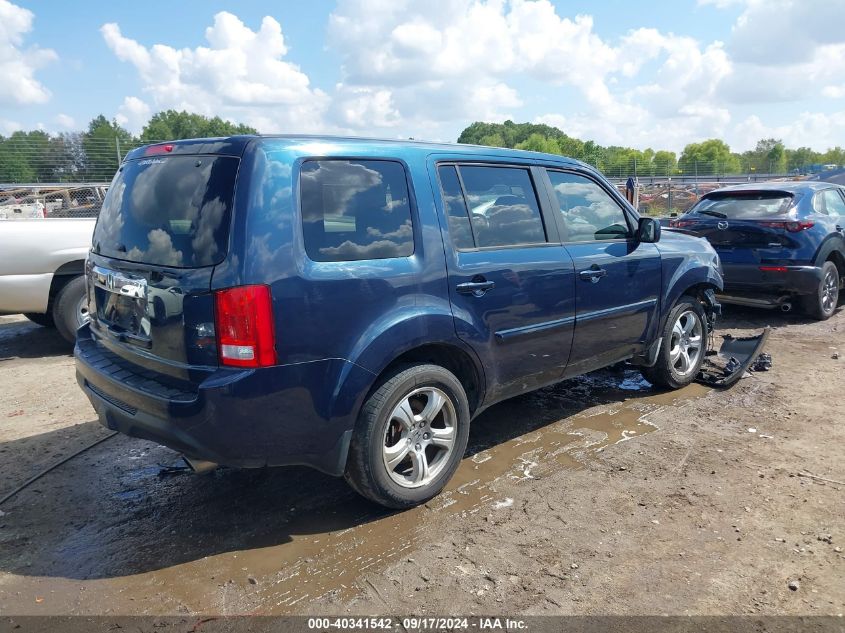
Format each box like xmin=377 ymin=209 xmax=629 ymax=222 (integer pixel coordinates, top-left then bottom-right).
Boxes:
xmin=698 ymin=209 xmax=728 ymax=219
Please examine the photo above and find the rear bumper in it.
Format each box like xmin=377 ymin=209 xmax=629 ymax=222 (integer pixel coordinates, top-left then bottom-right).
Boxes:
xmin=74 ymin=324 xmax=375 ymax=475
xmin=719 ymin=263 xmax=823 ymax=305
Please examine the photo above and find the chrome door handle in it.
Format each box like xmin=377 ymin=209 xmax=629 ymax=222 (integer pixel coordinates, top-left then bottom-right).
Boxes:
xmin=456 ymin=280 xmax=495 ymax=296
xmin=579 ymin=267 xmax=607 ymax=283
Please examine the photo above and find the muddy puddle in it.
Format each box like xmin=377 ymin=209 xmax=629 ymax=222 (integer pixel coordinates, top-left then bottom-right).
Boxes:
xmin=0 ymin=369 xmax=708 ymax=615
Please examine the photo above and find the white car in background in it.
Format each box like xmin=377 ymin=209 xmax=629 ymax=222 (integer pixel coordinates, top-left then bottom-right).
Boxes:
xmin=0 ymin=217 xmax=95 ymax=342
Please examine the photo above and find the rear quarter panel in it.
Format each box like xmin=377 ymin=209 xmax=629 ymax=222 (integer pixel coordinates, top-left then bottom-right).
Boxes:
xmin=213 ymin=139 xmax=476 ymax=439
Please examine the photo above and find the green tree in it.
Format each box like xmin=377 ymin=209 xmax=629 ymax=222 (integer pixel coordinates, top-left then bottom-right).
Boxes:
xmin=678 ymin=139 xmax=740 ymax=175
xmin=81 ymin=115 xmax=135 ymax=180
xmin=140 ymin=110 xmax=257 ymax=142
xmin=653 ymin=150 xmax=677 ymax=176
xmin=744 ymin=138 xmax=787 ymax=173
xmin=820 ymin=147 xmax=845 ymax=167
xmin=786 ymin=147 xmax=820 ymax=173
xmin=515 ymin=133 xmax=561 ymax=154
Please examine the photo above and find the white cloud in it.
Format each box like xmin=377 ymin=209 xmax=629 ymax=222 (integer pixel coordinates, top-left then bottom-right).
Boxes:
xmin=326 ymin=0 xmax=741 ymax=148
xmin=822 ymin=85 xmax=845 ymax=100
xmin=54 ymin=113 xmax=75 ymax=129
xmin=115 ymin=96 xmax=151 ymax=135
xmin=0 ymin=118 xmax=21 ymax=135
xmin=0 ymin=0 xmax=57 ymax=106
xmin=93 ymin=2 xmax=845 ymax=154
xmin=732 ymin=112 xmax=845 ymax=152
xmin=101 ymin=11 xmax=328 ymax=133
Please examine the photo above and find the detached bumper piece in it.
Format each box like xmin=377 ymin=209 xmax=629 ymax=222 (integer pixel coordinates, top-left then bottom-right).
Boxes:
xmin=696 ymin=327 xmax=771 ymax=388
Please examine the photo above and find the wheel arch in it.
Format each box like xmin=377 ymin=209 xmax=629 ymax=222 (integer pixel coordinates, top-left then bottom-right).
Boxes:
xmin=47 ymin=259 xmax=86 ymax=312
xmin=812 ymin=235 xmax=845 ymax=279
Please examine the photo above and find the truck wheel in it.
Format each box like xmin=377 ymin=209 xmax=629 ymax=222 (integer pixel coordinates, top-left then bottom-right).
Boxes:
xmin=801 ymin=261 xmax=839 ymax=321
xmin=345 ymin=364 xmax=470 ymax=509
xmin=23 ymin=312 xmax=55 ymax=328
xmin=641 ymin=297 xmax=708 ymax=390
xmin=52 ymin=276 xmax=89 ymax=343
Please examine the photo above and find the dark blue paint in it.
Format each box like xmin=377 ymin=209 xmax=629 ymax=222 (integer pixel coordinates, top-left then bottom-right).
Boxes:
xmin=679 ymin=181 xmax=845 ymax=305
xmin=77 ymin=135 xmax=723 ymax=476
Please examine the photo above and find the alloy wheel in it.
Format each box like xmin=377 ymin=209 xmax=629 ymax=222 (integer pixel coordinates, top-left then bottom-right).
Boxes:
xmin=669 ymin=309 xmax=704 ymax=378
xmin=382 ymin=387 xmax=457 ymax=488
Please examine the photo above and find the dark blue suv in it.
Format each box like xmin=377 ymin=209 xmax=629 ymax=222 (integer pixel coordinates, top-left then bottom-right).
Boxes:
xmin=75 ymin=136 xmax=722 ymax=508
xmin=671 ymin=182 xmax=845 ymax=319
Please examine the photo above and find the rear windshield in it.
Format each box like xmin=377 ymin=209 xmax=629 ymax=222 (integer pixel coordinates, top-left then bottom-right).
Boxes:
xmin=93 ymin=155 xmax=238 ymax=267
xmin=689 ymin=191 xmax=794 ymax=219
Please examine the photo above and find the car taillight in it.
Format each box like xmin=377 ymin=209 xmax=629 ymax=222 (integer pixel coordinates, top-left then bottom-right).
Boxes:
xmin=759 ymin=266 xmax=788 ymax=273
xmin=786 ymin=220 xmax=814 ymax=232
xmin=758 ymin=220 xmax=814 ymax=232
xmin=214 ymin=285 xmax=276 ymax=367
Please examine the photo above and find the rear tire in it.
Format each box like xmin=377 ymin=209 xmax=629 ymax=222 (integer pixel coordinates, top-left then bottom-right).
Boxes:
xmin=801 ymin=261 xmax=839 ymax=321
xmin=23 ymin=312 xmax=55 ymax=328
xmin=52 ymin=276 xmax=89 ymax=344
xmin=344 ymin=364 xmax=470 ymax=509
xmin=641 ymin=297 xmax=708 ymax=390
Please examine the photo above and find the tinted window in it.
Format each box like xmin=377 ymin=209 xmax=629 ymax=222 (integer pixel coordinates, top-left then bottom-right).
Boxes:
xmin=546 ymin=171 xmax=630 ymax=242
xmin=437 ymin=165 xmax=474 ymax=249
xmin=691 ymin=191 xmax=793 ymax=219
xmin=300 ymin=160 xmax=413 ymax=262
xmin=458 ymin=165 xmax=546 ymax=248
xmin=93 ymin=155 xmax=238 ymax=267
xmin=821 ymin=189 xmax=845 ymax=218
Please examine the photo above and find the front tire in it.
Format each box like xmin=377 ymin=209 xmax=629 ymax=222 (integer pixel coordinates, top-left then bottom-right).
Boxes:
xmin=801 ymin=261 xmax=839 ymax=321
xmin=642 ymin=297 xmax=708 ymax=390
xmin=52 ymin=276 xmax=89 ymax=344
xmin=344 ymin=364 xmax=470 ymax=509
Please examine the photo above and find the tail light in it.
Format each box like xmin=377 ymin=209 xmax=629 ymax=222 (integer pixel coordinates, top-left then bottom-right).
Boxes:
xmin=758 ymin=220 xmax=814 ymax=232
xmin=214 ymin=285 xmax=276 ymax=367
xmin=759 ymin=266 xmax=788 ymax=273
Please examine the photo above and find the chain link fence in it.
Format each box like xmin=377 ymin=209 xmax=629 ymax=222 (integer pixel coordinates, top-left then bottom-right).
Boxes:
xmin=0 ymin=135 xmax=811 ymax=221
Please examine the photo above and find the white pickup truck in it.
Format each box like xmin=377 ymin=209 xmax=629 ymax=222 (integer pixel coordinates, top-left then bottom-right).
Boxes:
xmin=0 ymin=218 xmax=95 ymax=342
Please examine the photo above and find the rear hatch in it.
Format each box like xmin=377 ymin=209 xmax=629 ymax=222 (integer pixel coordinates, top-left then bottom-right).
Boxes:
xmin=671 ymin=190 xmax=804 ymax=264
xmin=87 ymin=145 xmax=241 ymax=381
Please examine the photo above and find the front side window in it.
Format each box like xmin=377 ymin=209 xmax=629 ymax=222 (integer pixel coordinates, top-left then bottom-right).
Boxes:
xmin=300 ymin=160 xmax=414 ymax=262
xmin=454 ymin=165 xmax=546 ymax=248
xmin=546 ymin=171 xmax=631 ymax=242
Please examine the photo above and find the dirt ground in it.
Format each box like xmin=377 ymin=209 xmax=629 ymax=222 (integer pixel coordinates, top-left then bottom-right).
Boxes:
xmin=0 ymin=305 xmax=842 ymax=616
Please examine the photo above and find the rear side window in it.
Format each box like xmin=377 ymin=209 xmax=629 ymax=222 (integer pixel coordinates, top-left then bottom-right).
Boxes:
xmin=817 ymin=189 xmax=845 ymax=218
xmin=300 ymin=160 xmax=414 ymax=262
xmin=437 ymin=165 xmax=475 ymax=249
xmin=691 ymin=191 xmax=793 ymax=219
xmin=93 ymin=155 xmax=238 ymax=267
xmin=438 ymin=164 xmax=546 ymax=249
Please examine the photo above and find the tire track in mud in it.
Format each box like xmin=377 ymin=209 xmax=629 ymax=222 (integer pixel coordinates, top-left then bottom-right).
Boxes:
xmin=221 ymin=376 xmax=710 ymax=614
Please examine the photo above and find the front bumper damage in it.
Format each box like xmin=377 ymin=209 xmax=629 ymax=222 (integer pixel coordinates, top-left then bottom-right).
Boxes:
xmin=694 ymin=288 xmax=772 ymax=388
xmin=697 ymin=327 xmax=772 ymax=388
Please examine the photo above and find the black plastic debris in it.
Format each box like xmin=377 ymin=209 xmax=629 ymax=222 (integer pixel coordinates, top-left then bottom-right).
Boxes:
xmin=697 ymin=327 xmax=771 ymax=388
xmin=750 ymin=352 xmax=773 ymax=372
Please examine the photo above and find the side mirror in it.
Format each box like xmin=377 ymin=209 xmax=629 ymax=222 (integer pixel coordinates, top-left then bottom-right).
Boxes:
xmin=637 ymin=217 xmax=661 ymax=243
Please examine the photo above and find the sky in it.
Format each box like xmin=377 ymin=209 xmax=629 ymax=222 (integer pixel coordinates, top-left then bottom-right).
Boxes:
xmin=1 ymin=0 xmax=845 ymax=153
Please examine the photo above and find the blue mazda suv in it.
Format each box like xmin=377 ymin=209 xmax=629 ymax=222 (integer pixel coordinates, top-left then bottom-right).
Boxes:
xmin=75 ymin=136 xmax=722 ymax=508
xmin=671 ymin=182 xmax=845 ymax=319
